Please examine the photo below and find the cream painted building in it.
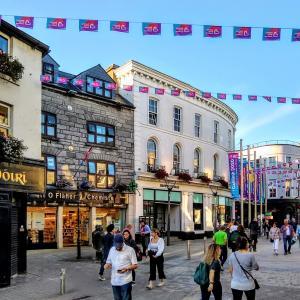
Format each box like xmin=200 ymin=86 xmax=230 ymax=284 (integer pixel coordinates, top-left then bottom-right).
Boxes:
xmin=108 ymin=61 xmax=238 ymax=236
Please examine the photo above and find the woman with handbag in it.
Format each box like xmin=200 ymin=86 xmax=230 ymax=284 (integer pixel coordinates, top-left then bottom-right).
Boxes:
xmin=227 ymin=237 xmax=259 ymax=300
xmin=146 ymin=228 xmax=166 ymax=289
xmin=269 ymin=222 xmax=280 ymax=256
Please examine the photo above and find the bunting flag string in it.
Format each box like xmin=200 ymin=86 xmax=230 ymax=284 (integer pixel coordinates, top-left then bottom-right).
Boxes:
xmin=40 ymin=75 xmax=300 ymax=105
xmin=2 ymin=14 xmax=300 ymax=42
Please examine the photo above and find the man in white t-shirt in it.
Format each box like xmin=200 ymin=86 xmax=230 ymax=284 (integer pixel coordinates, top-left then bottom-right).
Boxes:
xmin=105 ymin=234 xmax=138 ymax=300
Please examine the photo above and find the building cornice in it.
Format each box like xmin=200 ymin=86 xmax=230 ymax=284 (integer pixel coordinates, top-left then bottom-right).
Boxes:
xmin=114 ymin=60 xmax=238 ymax=125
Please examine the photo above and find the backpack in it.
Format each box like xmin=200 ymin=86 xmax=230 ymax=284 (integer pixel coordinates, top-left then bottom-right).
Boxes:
xmin=194 ymin=261 xmax=209 ymax=286
xmin=229 ymin=230 xmax=240 ymax=248
xmin=135 ymin=245 xmax=143 ymax=261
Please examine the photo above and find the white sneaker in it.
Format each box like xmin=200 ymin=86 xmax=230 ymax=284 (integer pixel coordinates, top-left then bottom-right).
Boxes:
xmin=98 ymin=275 xmax=106 ymax=281
xmin=146 ymin=281 xmax=154 ymax=289
xmin=158 ymin=280 xmax=165 ymax=287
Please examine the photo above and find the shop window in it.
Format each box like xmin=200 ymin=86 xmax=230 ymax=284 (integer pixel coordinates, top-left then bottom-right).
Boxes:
xmin=88 ymin=161 xmax=115 ymax=189
xmin=96 ymin=208 xmax=125 ymax=232
xmin=0 ymin=104 xmax=10 ymax=137
xmin=86 ymin=76 xmax=112 ymax=98
xmin=42 ymin=63 xmax=54 ymax=82
xmin=45 ymin=155 xmax=57 ymax=185
xmin=27 ymin=207 xmax=57 ymax=246
xmin=63 ymin=207 xmax=89 ymax=246
xmin=41 ymin=112 xmax=57 ymax=138
xmin=193 ymin=193 xmax=203 ymax=230
xmin=149 ymin=98 xmax=158 ymax=125
xmin=0 ymin=35 xmax=8 ymax=54
xmin=87 ymin=122 xmax=115 ymax=146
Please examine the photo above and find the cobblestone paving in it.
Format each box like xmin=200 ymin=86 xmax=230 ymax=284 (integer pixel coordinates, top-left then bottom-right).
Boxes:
xmin=0 ymin=238 xmax=300 ymax=300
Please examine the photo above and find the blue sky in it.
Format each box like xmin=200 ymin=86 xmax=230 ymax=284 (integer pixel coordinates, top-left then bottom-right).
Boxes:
xmin=2 ymin=0 xmax=300 ymax=148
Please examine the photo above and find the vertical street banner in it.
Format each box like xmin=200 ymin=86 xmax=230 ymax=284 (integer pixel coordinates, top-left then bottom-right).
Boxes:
xmin=228 ymin=152 xmax=240 ymax=199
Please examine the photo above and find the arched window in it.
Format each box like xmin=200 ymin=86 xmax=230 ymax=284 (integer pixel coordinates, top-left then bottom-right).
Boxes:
xmin=173 ymin=144 xmax=181 ymax=173
xmin=147 ymin=139 xmax=157 ymax=169
xmin=213 ymin=154 xmax=219 ymax=177
xmin=194 ymin=149 xmax=201 ymax=174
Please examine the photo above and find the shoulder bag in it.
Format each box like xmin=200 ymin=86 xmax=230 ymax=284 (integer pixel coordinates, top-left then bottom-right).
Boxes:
xmin=234 ymin=252 xmax=260 ymax=290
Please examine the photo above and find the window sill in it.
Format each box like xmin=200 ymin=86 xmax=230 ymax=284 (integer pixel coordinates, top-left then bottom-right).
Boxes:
xmin=42 ymin=136 xmax=59 ymax=142
xmin=85 ymin=142 xmax=117 ymax=150
xmin=0 ymin=73 xmax=20 ymax=86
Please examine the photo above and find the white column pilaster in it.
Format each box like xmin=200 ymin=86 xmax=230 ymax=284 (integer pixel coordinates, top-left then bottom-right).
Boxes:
xmin=57 ymin=206 xmax=63 ymax=249
xmin=204 ymin=194 xmax=213 ymax=232
xmin=89 ymin=207 xmax=96 ymax=246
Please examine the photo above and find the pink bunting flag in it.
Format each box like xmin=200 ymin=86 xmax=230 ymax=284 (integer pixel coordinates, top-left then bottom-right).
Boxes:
xmin=15 ymin=16 xmax=34 ymax=29
xmin=217 ymin=93 xmax=226 ymax=100
xmin=57 ymin=77 xmax=68 ymax=84
xmin=139 ymin=86 xmax=149 ymax=93
xmin=73 ymin=79 xmax=84 ymax=87
xmin=292 ymin=98 xmax=300 ymax=104
xmin=263 ymin=96 xmax=272 ymax=102
xmin=233 ymin=94 xmax=242 ymax=100
xmin=107 ymin=83 xmax=117 ymax=90
xmin=123 ymin=85 xmax=133 ymax=91
xmin=40 ymin=74 xmax=52 ymax=83
xmin=202 ymin=92 xmax=212 ymax=98
xmin=155 ymin=88 xmax=164 ymax=95
xmin=277 ymin=97 xmax=286 ymax=103
xmin=171 ymin=89 xmax=181 ymax=96
xmin=185 ymin=91 xmax=196 ymax=97
xmin=92 ymin=81 xmax=101 ymax=87
xmin=248 ymin=95 xmax=257 ymax=101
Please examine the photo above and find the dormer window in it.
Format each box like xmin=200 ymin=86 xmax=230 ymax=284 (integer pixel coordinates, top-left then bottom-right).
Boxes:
xmin=0 ymin=35 xmax=8 ymax=54
xmin=43 ymin=63 xmax=54 ymax=82
xmin=86 ymin=76 xmax=112 ymax=98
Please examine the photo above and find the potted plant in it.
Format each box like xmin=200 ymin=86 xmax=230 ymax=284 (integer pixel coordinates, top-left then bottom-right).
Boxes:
xmin=113 ymin=182 xmax=128 ymax=193
xmin=217 ymin=178 xmax=229 ymax=189
xmin=178 ymin=172 xmax=192 ymax=182
xmin=198 ymin=174 xmax=211 ymax=183
xmin=0 ymin=135 xmax=27 ymax=162
xmin=0 ymin=52 xmax=24 ymax=82
xmin=155 ymin=168 xmax=169 ymax=180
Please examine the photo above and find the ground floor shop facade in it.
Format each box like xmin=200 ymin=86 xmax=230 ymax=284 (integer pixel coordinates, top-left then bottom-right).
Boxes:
xmin=27 ymin=189 xmax=131 ymax=249
xmin=126 ymin=176 xmax=233 ymax=238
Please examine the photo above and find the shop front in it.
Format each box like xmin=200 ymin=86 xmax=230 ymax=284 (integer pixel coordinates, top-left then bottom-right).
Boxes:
xmin=193 ymin=193 xmax=203 ymax=231
xmin=0 ymin=160 xmax=45 ymax=287
xmin=27 ymin=189 xmax=128 ymax=249
xmin=213 ymin=196 xmax=233 ymax=226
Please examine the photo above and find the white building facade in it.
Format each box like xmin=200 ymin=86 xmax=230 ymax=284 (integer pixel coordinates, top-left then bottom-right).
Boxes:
xmin=109 ymin=61 xmax=238 ymax=236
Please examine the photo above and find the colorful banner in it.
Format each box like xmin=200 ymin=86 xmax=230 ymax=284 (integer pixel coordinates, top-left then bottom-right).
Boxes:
xmin=73 ymin=79 xmax=84 ymax=87
xmin=92 ymin=81 xmax=100 ymax=87
xmin=171 ymin=89 xmax=181 ymax=96
xmin=185 ymin=91 xmax=196 ymax=97
xmin=79 ymin=19 xmax=98 ymax=32
xmin=155 ymin=88 xmax=164 ymax=95
xmin=292 ymin=29 xmax=300 ymax=41
xmin=143 ymin=22 xmax=161 ymax=35
xmin=263 ymin=28 xmax=281 ymax=41
xmin=217 ymin=93 xmax=227 ymax=100
xmin=139 ymin=86 xmax=149 ymax=93
xmin=292 ymin=98 xmax=300 ymax=104
xmin=110 ymin=21 xmax=129 ymax=33
xmin=248 ymin=95 xmax=257 ymax=101
xmin=14 ymin=16 xmax=34 ymax=29
xmin=57 ymin=77 xmax=68 ymax=84
xmin=123 ymin=85 xmax=133 ymax=91
xmin=233 ymin=94 xmax=242 ymax=100
xmin=234 ymin=26 xmax=251 ymax=39
xmin=277 ymin=97 xmax=286 ymax=103
xmin=107 ymin=83 xmax=117 ymax=90
xmin=202 ymin=92 xmax=212 ymax=98
xmin=263 ymin=96 xmax=272 ymax=102
xmin=228 ymin=152 xmax=240 ymax=199
xmin=173 ymin=24 xmax=192 ymax=36
xmin=47 ymin=18 xmax=67 ymax=30
xmin=40 ymin=74 xmax=52 ymax=83
xmin=204 ymin=25 xmax=222 ymax=38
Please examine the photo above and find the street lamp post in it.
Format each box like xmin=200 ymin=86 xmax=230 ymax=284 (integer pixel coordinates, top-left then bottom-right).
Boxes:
xmin=76 ymin=182 xmax=81 ymax=259
xmin=210 ymin=184 xmax=219 ymax=231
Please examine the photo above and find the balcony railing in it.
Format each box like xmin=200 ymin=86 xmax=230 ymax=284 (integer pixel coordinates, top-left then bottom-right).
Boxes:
xmin=174 ymin=168 xmax=189 ymax=176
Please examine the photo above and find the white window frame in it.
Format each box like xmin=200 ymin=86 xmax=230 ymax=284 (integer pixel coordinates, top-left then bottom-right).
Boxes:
xmin=148 ymin=98 xmax=158 ymax=126
xmin=194 ymin=114 xmax=201 ymax=138
xmin=0 ymin=103 xmax=11 ymax=136
xmin=213 ymin=120 xmax=219 ymax=144
xmin=269 ymin=157 xmax=276 ymax=167
xmin=193 ymin=148 xmax=201 ymax=174
xmin=0 ymin=33 xmax=9 ymax=54
xmin=228 ymin=129 xmax=232 ymax=150
xmin=173 ymin=106 xmax=182 ymax=132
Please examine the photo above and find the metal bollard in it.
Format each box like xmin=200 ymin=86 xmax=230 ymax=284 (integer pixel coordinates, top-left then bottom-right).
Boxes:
xmin=203 ymin=236 xmax=207 ymax=255
xmin=60 ymin=268 xmax=66 ymax=295
xmin=187 ymin=240 xmax=191 ymax=260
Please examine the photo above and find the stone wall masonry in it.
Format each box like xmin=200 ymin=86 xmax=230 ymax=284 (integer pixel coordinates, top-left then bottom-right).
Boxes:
xmin=42 ymin=87 xmax=134 ymax=187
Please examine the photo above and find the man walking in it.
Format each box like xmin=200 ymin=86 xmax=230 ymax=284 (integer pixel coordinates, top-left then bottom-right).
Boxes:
xmin=92 ymin=225 xmax=104 ymax=261
xmin=281 ymin=219 xmax=295 ymax=255
xmin=249 ymin=218 xmax=259 ymax=252
xmin=140 ymin=220 xmax=151 ymax=256
xmin=99 ymin=224 xmax=115 ymax=281
xmin=213 ymin=225 xmax=228 ymax=267
xmin=105 ymin=234 xmax=138 ymax=300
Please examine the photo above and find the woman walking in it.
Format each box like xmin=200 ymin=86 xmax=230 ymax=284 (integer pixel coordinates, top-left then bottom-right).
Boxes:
xmin=200 ymin=244 xmax=222 ymax=300
xmin=269 ymin=222 xmax=280 ymax=255
xmin=228 ymin=237 xmax=259 ymax=300
xmin=146 ymin=228 xmax=166 ymax=289
xmin=123 ymin=229 xmax=137 ymax=285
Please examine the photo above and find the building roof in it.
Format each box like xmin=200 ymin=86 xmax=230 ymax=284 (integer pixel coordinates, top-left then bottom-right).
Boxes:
xmin=0 ymin=19 xmax=49 ymax=55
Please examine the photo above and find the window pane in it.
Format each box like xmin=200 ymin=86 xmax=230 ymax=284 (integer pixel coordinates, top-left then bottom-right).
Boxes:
xmin=88 ymin=134 xmax=95 ymax=143
xmin=105 ymin=90 xmax=112 ymax=98
xmin=107 ymin=127 xmax=115 ymax=136
xmin=107 ymin=176 xmax=115 ymax=188
xmin=41 ymin=113 xmax=45 ymax=124
xmin=0 ymin=36 xmax=8 ymax=53
xmin=88 ymin=162 xmax=96 ymax=174
xmin=88 ymin=124 xmax=96 ymax=132
xmin=96 ymin=126 xmax=106 ymax=135
xmin=47 ymin=115 xmax=56 ymax=124
xmin=108 ymin=164 xmax=115 ymax=175
xmin=88 ymin=175 xmax=96 ymax=185
xmin=47 ymin=157 xmax=56 ymax=170
xmin=107 ymin=137 xmax=114 ymax=143
xmin=97 ymin=163 xmax=107 ymax=175
xmin=41 ymin=125 xmax=45 ymax=135
xmin=87 ymin=76 xmax=93 ymax=83
xmin=87 ymin=84 xmax=93 ymax=93
xmin=96 ymin=176 xmax=107 ymax=188
xmin=96 ymin=135 xmax=106 ymax=144
xmin=0 ymin=105 xmax=9 ymax=126
xmin=47 ymin=171 xmax=56 ymax=185
xmin=47 ymin=126 xmax=55 ymax=136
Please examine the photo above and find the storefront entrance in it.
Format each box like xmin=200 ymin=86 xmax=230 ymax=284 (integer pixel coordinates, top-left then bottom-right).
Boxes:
xmin=95 ymin=207 xmax=125 ymax=232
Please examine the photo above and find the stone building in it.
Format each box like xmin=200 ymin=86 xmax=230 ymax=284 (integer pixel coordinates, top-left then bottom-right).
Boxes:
xmin=27 ymin=54 xmax=135 ymax=249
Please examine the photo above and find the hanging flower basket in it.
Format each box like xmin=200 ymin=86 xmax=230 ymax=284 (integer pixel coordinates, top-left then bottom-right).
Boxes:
xmin=198 ymin=175 xmax=211 ymax=183
xmin=113 ymin=182 xmax=128 ymax=193
xmin=155 ymin=168 xmax=169 ymax=180
xmin=0 ymin=53 xmax=24 ymax=82
xmin=0 ymin=135 xmax=27 ymax=162
xmin=178 ymin=172 xmax=192 ymax=182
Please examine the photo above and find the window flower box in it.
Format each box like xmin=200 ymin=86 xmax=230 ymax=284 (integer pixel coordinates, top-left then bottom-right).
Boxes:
xmin=0 ymin=53 xmax=24 ymax=83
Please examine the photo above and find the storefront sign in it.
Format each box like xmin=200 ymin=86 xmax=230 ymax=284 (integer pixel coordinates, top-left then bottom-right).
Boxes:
xmin=0 ymin=162 xmax=45 ymax=193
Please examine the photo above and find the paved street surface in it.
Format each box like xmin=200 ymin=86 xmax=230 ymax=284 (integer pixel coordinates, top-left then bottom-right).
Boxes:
xmin=1 ymin=237 xmax=300 ymax=300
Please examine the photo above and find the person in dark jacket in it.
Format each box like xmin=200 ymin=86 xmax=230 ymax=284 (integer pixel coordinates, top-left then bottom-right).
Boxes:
xmin=237 ymin=225 xmax=251 ymax=251
xmin=92 ymin=225 xmax=105 ymax=261
xmin=123 ymin=229 xmax=137 ymax=285
xmin=99 ymin=224 xmax=115 ymax=281
xmin=249 ymin=218 xmax=259 ymax=252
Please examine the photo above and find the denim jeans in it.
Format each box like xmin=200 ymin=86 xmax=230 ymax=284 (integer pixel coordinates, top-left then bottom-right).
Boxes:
xmin=112 ymin=283 xmax=132 ymax=300
xmin=283 ymin=236 xmax=292 ymax=254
